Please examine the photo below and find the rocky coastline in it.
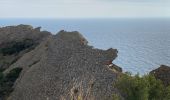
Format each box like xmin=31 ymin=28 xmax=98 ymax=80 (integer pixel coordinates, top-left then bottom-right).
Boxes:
xmin=0 ymin=25 xmax=169 ymax=100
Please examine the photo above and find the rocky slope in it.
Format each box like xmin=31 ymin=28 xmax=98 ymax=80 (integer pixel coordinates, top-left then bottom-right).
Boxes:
xmin=0 ymin=25 xmax=51 ymax=70
xmin=0 ymin=25 xmax=122 ymax=100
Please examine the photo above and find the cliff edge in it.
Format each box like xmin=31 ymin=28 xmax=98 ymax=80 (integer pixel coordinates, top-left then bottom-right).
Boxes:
xmin=0 ymin=25 xmax=121 ymax=100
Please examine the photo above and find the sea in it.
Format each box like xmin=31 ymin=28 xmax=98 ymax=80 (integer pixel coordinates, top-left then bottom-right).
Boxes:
xmin=0 ymin=18 xmax=170 ymax=75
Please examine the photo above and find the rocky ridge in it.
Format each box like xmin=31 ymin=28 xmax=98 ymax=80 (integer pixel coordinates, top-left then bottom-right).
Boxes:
xmin=0 ymin=25 xmax=122 ymax=100
xmin=0 ymin=25 xmax=51 ymax=70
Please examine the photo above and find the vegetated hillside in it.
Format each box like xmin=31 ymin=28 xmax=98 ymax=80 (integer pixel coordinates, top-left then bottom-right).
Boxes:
xmin=0 ymin=25 xmax=122 ymax=100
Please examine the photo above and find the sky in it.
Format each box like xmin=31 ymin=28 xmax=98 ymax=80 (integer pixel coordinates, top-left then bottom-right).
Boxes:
xmin=0 ymin=0 xmax=170 ymax=18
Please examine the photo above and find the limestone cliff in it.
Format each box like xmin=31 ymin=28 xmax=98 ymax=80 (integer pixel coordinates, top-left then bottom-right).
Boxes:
xmin=0 ymin=25 xmax=122 ymax=100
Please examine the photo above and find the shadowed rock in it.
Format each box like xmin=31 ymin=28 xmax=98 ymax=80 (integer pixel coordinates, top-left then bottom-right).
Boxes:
xmin=150 ymin=65 xmax=170 ymax=86
xmin=0 ymin=25 xmax=51 ymax=69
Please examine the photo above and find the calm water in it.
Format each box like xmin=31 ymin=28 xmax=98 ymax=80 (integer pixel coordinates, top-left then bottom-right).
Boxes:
xmin=0 ymin=18 xmax=170 ymax=75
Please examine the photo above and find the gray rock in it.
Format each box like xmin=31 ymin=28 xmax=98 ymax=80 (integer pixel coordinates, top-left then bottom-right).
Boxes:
xmin=4 ymin=28 xmax=121 ymax=100
xmin=0 ymin=25 xmax=51 ymax=69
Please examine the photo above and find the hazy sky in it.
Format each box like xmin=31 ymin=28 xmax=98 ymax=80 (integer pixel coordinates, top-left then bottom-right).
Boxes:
xmin=0 ymin=0 xmax=170 ymax=18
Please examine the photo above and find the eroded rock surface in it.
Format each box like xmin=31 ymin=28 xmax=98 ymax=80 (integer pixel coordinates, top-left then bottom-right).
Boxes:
xmin=0 ymin=25 xmax=51 ymax=70
xmin=6 ymin=30 xmax=121 ymax=100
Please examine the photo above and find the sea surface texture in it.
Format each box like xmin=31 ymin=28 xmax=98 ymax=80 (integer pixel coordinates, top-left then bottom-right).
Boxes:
xmin=0 ymin=18 xmax=170 ymax=74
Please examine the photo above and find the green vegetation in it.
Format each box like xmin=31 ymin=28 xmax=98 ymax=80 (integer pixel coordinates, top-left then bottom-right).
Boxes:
xmin=0 ymin=67 xmax=22 ymax=99
xmin=114 ymin=73 xmax=170 ymax=100
xmin=0 ymin=39 xmax=35 ymax=56
xmin=112 ymin=93 xmax=121 ymax=100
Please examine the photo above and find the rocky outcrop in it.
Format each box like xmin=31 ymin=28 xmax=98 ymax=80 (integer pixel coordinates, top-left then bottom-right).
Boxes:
xmin=150 ymin=65 xmax=170 ymax=86
xmin=0 ymin=26 xmax=122 ymax=100
xmin=0 ymin=25 xmax=51 ymax=70
xmin=0 ymin=25 xmax=50 ymax=44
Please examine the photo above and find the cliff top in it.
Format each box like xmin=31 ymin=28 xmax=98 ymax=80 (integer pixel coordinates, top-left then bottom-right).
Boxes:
xmin=0 ymin=25 xmax=121 ymax=100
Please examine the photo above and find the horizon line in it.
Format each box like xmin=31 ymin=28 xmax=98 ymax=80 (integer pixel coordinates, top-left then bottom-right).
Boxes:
xmin=0 ymin=17 xmax=170 ymax=19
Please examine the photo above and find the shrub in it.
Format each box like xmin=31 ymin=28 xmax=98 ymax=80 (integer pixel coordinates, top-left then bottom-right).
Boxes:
xmin=0 ymin=67 xmax=22 ymax=99
xmin=112 ymin=93 xmax=121 ymax=100
xmin=5 ymin=67 xmax=23 ymax=82
xmin=0 ymin=72 xmax=4 ymax=84
xmin=144 ymin=75 xmax=164 ymax=100
xmin=114 ymin=73 xmax=170 ymax=100
xmin=114 ymin=73 xmax=149 ymax=100
xmin=0 ymin=68 xmax=5 ymax=72
xmin=164 ymin=86 xmax=170 ymax=100
xmin=0 ymin=39 xmax=34 ymax=55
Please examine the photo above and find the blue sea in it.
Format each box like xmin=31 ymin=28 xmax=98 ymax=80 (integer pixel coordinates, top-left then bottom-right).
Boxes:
xmin=0 ymin=18 xmax=170 ymax=75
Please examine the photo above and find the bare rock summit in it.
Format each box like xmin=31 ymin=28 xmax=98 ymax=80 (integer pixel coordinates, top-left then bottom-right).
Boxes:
xmin=0 ymin=25 xmax=121 ymax=100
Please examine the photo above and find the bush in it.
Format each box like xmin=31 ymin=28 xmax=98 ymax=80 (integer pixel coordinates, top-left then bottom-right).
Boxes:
xmin=112 ymin=93 xmax=121 ymax=100
xmin=114 ymin=73 xmax=149 ymax=100
xmin=5 ymin=67 xmax=23 ymax=82
xmin=144 ymin=75 xmax=164 ymax=100
xmin=0 ymin=39 xmax=34 ymax=55
xmin=0 ymin=67 xmax=22 ymax=99
xmin=114 ymin=73 xmax=170 ymax=100
xmin=164 ymin=86 xmax=170 ymax=100
xmin=0 ymin=72 xmax=4 ymax=84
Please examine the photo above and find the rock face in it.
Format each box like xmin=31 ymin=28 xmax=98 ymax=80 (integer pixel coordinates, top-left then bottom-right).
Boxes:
xmin=0 ymin=25 xmax=51 ymax=70
xmin=150 ymin=65 xmax=170 ymax=86
xmin=0 ymin=26 xmax=122 ymax=100
xmin=0 ymin=25 xmax=50 ymax=44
